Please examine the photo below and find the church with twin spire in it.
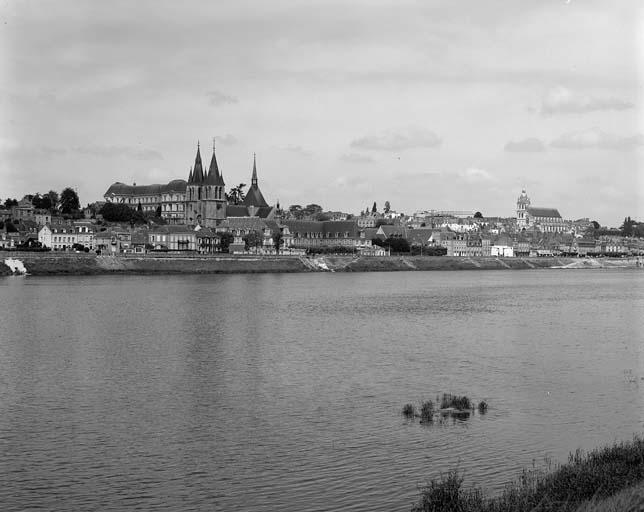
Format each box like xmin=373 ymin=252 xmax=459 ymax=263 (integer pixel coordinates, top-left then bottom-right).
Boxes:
xmin=103 ymin=139 xmax=276 ymax=228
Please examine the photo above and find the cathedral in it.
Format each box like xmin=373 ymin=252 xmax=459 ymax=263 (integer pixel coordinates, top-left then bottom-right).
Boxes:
xmin=516 ymin=189 xmax=566 ymax=233
xmin=104 ymin=141 xmax=276 ymax=228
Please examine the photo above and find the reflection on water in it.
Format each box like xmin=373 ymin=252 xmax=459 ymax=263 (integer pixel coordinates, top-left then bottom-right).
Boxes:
xmin=0 ymin=270 xmax=642 ymax=511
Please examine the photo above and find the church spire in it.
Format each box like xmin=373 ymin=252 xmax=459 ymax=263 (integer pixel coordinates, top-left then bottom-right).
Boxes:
xmin=206 ymin=137 xmax=225 ymax=186
xmin=188 ymin=166 xmax=193 ymax=183
xmin=192 ymin=141 xmax=204 ymax=183
xmin=251 ymin=152 xmax=258 ymax=187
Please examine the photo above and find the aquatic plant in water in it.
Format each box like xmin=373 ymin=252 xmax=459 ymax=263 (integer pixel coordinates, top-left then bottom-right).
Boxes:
xmin=441 ymin=393 xmax=472 ymax=411
xmin=402 ymin=403 xmax=416 ymax=418
xmin=420 ymin=400 xmax=434 ymax=423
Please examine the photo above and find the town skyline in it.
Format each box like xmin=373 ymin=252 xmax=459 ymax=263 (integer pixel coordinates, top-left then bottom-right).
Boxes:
xmin=1 ymin=1 xmax=642 ymax=227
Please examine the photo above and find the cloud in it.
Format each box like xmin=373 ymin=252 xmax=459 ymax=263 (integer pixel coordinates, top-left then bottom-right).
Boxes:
xmin=206 ymin=90 xmax=239 ymax=106
xmin=504 ymin=138 xmax=546 ymax=153
xmin=458 ymin=167 xmax=494 ymax=183
xmin=340 ymin=152 xmax=375 ymax=164
xmin=73 ymin=145 xmax=163 ymax=160
xmin=215 ymin=134 xmax=238 ymax=146
xmin=540 ymin=86 xmax=634 ymax=116
xmin=550 ymin=128 xmax=644 ymax=151
xmin=279 ymin=145 xmax=313 ymax=157
xmin=350 ymin=127 xmax=441 ymax=151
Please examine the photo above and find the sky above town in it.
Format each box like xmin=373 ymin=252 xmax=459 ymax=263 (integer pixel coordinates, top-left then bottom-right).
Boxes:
xmin=1 ymin=0 xmax=642 ymax=226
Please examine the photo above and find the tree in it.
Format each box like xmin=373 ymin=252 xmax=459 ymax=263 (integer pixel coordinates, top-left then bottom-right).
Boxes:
xmin=474 ymin=211 xmax=483 ymax=219
xmin=591 ymin=220 xmax=600 ymax=230
xmin=242 ymin=231 xmax=263 ymax=252
xmin=372 ymin=202 xmax=377 ymax=213
xmin=155 ymin=205 xmax=162 ymax=217
xmin=219 ymin=232 xmax=234 ymax=253
xmin=100 ymin=203 xmax=134 ymax=222
xmin=5 ymin=221 xmax=18 ymax=232
xmin=60 ymin=187 xmax=80 ymax=213
xmin=621 ymin=217 xmax=636 ymax=237
xmin=3 ymin=198 xmax=18 ymax=209
xmin=288 ymin=204 xmax=303 ymax=219
xmin=46 ymin=190 xmax=59 ymax=209
xmin=273 ymin=231 xmax=284 ymax=254
xmin=226 ymin=183 xmax=247 ymax=205
xmin=137 ymin=202 xmax=143 ymax=212
xmin=303 ymin=204 xmax=323 ymax=218
xmin=384 ymin=201 xmax=390 ymax=214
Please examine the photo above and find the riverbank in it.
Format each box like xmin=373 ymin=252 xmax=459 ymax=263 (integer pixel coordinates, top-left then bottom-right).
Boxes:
xmin=1 ymin=252 xmax=640 ymax=276
xmin=411 ymin=435 xmax=644 ymax=512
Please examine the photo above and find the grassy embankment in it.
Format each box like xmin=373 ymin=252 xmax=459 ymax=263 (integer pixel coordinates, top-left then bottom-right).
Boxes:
xmin=411 ymin=435 xmax=644 ymax=512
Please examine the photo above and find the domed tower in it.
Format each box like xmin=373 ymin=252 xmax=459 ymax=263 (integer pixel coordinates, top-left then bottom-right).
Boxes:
xmin=516 ymin=188 xmax=531 ymax=228
xmin=203 ymin=139 xmax=227 ymax=227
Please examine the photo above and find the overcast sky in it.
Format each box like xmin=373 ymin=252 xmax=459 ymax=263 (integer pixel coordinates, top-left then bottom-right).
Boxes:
xmin=1 ymin=0 xmax=642 ymax=226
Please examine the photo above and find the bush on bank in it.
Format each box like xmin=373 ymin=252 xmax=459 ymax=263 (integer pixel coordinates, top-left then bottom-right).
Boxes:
xmin=412 ymin=435 xmax=644 ymax=512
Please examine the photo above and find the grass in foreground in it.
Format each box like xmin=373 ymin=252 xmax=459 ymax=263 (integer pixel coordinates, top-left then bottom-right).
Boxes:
xmin=412 ymin=435 xmax=644 ymax=512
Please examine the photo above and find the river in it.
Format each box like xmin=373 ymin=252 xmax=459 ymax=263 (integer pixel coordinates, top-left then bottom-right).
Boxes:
xmin=1 ymin=269 xmax=642 ymax=511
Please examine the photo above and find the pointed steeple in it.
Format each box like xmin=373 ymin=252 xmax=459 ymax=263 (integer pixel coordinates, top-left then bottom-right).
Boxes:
xmin=192 ymin=141 xmax=204 ymax=183
xmin=242 ymin=153 xmax=269 ymax=208
xmin=188 ymin=166 xmax=193 ymax=183
xmin=205 ymin=137 xmax=225 ymax=186
xmin=251 ymin=152 xmax=258 ymax=187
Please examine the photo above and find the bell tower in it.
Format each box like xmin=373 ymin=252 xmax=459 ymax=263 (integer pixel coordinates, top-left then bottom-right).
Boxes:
xmin=516 ymin=188 xmax=530 ymax=228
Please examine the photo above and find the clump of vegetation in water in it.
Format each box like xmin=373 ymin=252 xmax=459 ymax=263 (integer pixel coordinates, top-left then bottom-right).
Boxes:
xmin=441 ymin=393 xmax=472 ymax=411
xmin=402 ymin=403 xmax=416 ymax=418
xmin=411 ymin=435 xmax=644 ymax=512
xmin=477 ymin=401 xmax=488 ymax=414
xmin=419 ymin=401 xmax=434 ymax=423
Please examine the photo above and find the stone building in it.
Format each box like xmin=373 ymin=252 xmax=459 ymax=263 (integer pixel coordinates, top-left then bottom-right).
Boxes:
xmin=516 ymin=189 xmax=567 ymax=233
xmin=104 ymin=142 xmax=276 ymax=228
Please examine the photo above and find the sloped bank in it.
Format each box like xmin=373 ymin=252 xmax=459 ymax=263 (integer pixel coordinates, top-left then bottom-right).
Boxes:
xmin=3 ymin=253 xmax=638 ymax=276
xmin=1 ymin=253 xmax=311 ymax=275
xmin=322 ymin=255 xmax=577 ymax=272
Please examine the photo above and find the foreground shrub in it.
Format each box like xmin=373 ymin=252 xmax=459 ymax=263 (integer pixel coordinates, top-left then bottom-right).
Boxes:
xmin=412 ymin=436 xmax=644 ymax=512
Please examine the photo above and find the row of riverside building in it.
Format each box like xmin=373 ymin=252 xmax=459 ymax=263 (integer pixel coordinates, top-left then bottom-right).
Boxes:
xmin=3 ymin=141 xmax=642 ymax=256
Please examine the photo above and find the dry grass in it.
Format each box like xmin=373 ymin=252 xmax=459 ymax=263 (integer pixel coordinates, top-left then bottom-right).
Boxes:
xmin=412 ymin=435 xmax=644 ymax=512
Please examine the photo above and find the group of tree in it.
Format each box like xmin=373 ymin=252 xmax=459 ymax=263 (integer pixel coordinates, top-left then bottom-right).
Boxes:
xmin=372 ymin=236 xmax=411 ymax=253
xmin=2 ymin=188 xmax=79 ymax=214
xmin=99 ymin=202 xmax=164 ymax=226
xmin=288 ymin=204 xmax=325 ymax=220
xmin=360 ymin=200 xmax=391 ymax=216
xmin=620 ymin=217 xmax=644 ymax=237
xmin=240 ymin=229 xmax=284 ymax=254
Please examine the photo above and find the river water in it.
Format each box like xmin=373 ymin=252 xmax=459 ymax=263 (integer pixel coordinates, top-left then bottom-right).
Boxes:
xmin=1 ymin=269 xmax=642 ymax=511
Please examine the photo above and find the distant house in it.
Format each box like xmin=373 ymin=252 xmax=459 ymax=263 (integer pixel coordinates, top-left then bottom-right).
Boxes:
xmin=284 ymin=220 xmax=372 ymax=252
xmin=444 ymin=234 xmax=491 ymax=257
xmin=148 ymin=225 xmax=198 ymax=252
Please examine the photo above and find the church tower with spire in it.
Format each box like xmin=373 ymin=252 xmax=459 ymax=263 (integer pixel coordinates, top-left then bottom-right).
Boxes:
xmin=184 ymin=140 xmax=228 ymax=227
xmin=516 ymin=188 xmax=531 ymax=228
xmin=202 ymin=139 xmax=227 ymax=226
xmin=185 ymin=142 xmax=205 ymax=224
xmin=242 ymin=153 xmax=269 ymax=211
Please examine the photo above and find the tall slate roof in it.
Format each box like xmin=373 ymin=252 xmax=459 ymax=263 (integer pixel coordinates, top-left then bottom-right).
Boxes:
xmin=205 ymin=145 xmax=225 ymax=186
xmin=190 ymin=143 xmax=204 ymax=183
xmin=527 ymin=207 xmax=562 ymax=218
xmin=242 ymin=154 xmax=269 ymax=208
xmin=104 ymin=180 xmax=187 ymax=197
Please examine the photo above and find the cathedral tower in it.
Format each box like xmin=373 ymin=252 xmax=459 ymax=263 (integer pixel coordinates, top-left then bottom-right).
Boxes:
xmin=516 ymin=188 xmax=530 ymax=228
